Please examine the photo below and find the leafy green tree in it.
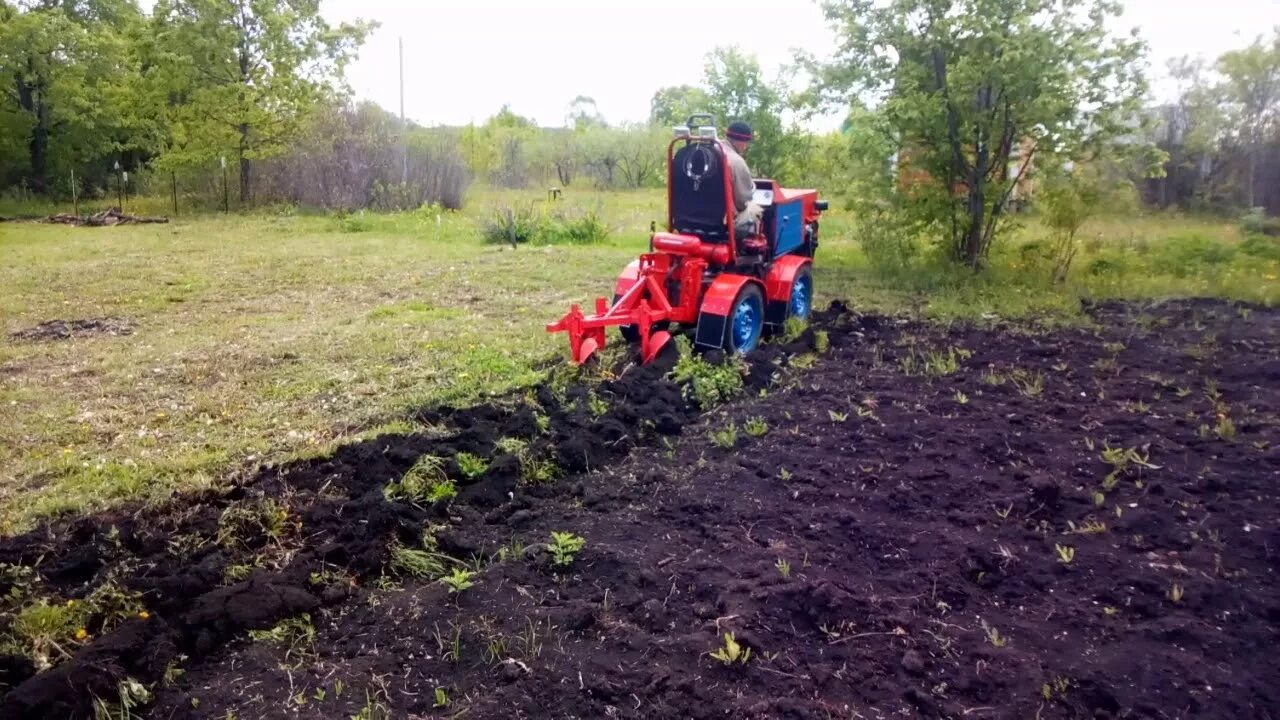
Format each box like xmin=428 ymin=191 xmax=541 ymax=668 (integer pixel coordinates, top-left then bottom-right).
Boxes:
xmin=1216 ymin=30 xmax=1280 ymax=208
xmin=703 ymin=46 xmax=791 ymax=179
xmin=649 ymin=84 xmax=712 ymax=127
xmin=566 ymin=95 xmax=605 ymax=130
xmin=150 ymin=0 xmax=373 ymax=203
xmin=813 ymin=0 xmax=1150 ymax=268
xmin=0 ymin=0 xmax=146 ymax=192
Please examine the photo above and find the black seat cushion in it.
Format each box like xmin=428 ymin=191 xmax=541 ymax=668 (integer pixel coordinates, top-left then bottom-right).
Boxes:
xmin=671 ymin=142 xmax=729 ymax=242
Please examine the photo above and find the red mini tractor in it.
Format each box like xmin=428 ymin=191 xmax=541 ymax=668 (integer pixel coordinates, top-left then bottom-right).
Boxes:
xmin=547 ymin=114 xmax=828 ymax=364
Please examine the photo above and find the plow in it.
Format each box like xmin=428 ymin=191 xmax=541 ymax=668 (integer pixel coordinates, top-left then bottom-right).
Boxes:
xmin=547 ymin=115 xmax=828 ymax=364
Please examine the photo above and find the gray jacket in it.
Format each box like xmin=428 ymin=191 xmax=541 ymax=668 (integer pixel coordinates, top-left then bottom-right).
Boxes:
xmin=720 ymin=140 xmax=754 ymax=213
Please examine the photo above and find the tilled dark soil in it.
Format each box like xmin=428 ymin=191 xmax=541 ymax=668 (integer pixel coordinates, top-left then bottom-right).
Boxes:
xmin=3 ymin=299 xmax=1279 ymax=720
xmin=8 ymin=317 xmax=136 ymax=342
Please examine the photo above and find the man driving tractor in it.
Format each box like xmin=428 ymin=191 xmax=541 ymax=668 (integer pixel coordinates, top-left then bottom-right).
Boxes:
xmin=721 ymin=120 xmax=763 ymax=235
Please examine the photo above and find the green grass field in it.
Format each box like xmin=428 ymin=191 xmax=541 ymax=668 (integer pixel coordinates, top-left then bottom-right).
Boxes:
xmin=1 ymin=188 xmax=1275 ymax=532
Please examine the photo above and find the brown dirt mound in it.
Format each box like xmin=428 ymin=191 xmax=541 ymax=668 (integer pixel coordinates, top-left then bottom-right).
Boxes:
xmin=8 ymin=317 xmax=136 ymax=342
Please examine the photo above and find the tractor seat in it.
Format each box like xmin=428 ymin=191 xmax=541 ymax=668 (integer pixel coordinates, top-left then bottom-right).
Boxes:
xmin=671 ymin=142 xmax=731 ymax=244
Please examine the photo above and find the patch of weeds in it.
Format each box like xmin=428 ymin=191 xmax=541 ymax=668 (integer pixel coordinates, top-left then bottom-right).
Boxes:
xmin=494 ymin=437 xmax=528 ymax=455
xmin=216 ymin=497 xmax=295 ymax=549
xmin=520 ymin=455 xmax=560 ymax=484
xmin=737 ymin=416 xmax=767 ymax=438
xmin=813 ymin=330 xmax=830 ymax=354
xmin=1010 ymin=369 xmax=1045 ymax=398
xmin=899 ymin=346 xmax=970 ymax=377
xmin=222 ymin=561 xmax=259 ymax=584
xmin=547 ymin=531 xmax=585 ymax=567
xmin=775 ymin=558 xmax=791 ymax=579
xmin=1042 ymin=676 xmax=1073 ymax=701
xmin=389 ymin=544 xmax=452 ymax=580
xmin=248 ymin=613 xmax=315 ymax=664
xmin=4 ymin=598 xmax=87 ymax=670
xmin=91 ymin=677 xmax=152 ymax=720
xmin=710 ymin=423 xmax=739 ymax=449
xmin=789 ymin=352 xmax=818 ymax=370
xmin=982 ymin=370 xmax=1007 ymax=386
xmin=585 ymin=390 xmax=609 ymax=417
xmin=670 ymin=336 xmax=746 ymax=409
xmin=350 ymin=689 xmax=392 ymax=720
xmin=440 ymin=568 xmax=475 ymax=595
xmin=455 ymin=452 xmax=489 ymax=479
xmin=383 ymin=455 xmax=457 ymax=505
xmin=781 ymin=316 xmax=808 ymax=342
xmin=709 ymin=632 xmax=751 ymax=665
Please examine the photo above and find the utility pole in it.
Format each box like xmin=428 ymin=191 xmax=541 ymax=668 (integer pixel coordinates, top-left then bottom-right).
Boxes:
xmin=399 ymin=36 xmax=408 ymax=185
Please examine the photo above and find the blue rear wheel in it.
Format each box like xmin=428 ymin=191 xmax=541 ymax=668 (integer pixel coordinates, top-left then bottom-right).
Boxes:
xmin=727 ymin=284 xmax=764 ymax=354
xmin=789 ymin=268 xmax=813 ymax=322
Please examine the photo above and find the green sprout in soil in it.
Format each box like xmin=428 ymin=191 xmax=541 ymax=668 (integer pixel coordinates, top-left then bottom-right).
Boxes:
xmin=744 ymin=417 xmax=769 ymax=437
xmin=433 ymin=621 xmax=463 ymax=665
xmin=1042 ymin=676 xmax=1073 ymax=701
xmin=777 ymin=468 xmax=793 ymax=482
xmin=1214 ymin=413 xmax=1237 ymax=440
xmin=775 ymin=558 xmax=791 ymax=579
xmin=994 ymin=504 xmax=1012 ymax=519
xmin=434 ymin=688 xmax=450 ymax=708
xmin=1100 ymin=443 xmax=1159 ymax=489
xmin=455 ymin=452 xmax=489 ymax=479
xmin=981 ymin=620 xmax=1008 ymax=648
xmin=547 ymin=531 xmax=585 ymax=567
xmin=710 ymin=424 xmax=738 ymax=449
xmin=1168 ymin=584 xmax=1185 ymax=603
xmin=1055 ymin=544 xmax=1075 ymax=564
xmin=828 ymin=410 xmax=848 ymax=423
xmin=440 ymin=568 xmax=475 ymax=594
xmin=983 ymin=370 xmax=1007 ymax=386
xmin=953 ymin=390 xmax=970 ymax=405
xmin=709 ymin=632 xmax=752 ymax=665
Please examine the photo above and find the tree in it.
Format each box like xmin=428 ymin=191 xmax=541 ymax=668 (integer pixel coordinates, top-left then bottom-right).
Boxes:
xmin=703 ymin=47 xmax=790 ymax=179
xmin=813 ymin=0 xmax=1150 ymax=268
xmin=0 ymin=0 xmax=145 ymax=192
xmin=615 ymin=124 xmax=666 ymax=188
xmin=151 ymin=0 xmax=372 ymax=203
xmin=566 ymin=95 xmax=605 ymax=130
xmin=1216 ymin=30 xmax=1280 ymax=208
xmin=649 ymin=84 xmax=712 ymax=127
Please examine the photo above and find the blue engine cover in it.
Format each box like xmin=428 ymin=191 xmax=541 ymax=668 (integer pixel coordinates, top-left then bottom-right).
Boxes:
xmin=773 ymin=200 xmax=803 ymax=257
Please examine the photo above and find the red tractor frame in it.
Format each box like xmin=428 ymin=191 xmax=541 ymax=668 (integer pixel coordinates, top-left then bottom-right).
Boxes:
xmin=547 ymin=115 xmax=827 ymax=364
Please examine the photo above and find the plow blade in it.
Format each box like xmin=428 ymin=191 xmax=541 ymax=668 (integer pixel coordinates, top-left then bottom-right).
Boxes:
xmin=547 ymin=277 xmax=674 ymax=365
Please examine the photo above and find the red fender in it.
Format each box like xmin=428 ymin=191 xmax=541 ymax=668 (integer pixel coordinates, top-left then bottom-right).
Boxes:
xmin=694 ymin=273 xmax=763 ymax=349
xmin=763 ymin=255 xmax=813 ymax=327
xmin=612 ymin=259 xmax=642 ymax=299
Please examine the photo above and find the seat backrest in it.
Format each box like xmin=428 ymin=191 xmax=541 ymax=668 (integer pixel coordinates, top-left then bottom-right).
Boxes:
xmin=670 ymin=142 xmax=729 ymax=241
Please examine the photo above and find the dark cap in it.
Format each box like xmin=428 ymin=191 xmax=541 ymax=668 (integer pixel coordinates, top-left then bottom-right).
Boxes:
xmin=726 ymin=121 xmax=753 ymax=142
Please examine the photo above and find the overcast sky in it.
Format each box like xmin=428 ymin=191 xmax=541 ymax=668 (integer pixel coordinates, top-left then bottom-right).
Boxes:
xmin=323 ymin=0 xmax=1280 ymax=130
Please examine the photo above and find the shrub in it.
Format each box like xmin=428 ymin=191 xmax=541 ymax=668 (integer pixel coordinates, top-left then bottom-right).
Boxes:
xmin=1240 ymin=207 xmax=1280 ymax=237
xmin=481 ymin=205 xmax=541 ymax=245
xmin=1240 ymin=234 xmax=1280 ymax=260
xmin=1152 ymin=233 xmax=1234 ymax=276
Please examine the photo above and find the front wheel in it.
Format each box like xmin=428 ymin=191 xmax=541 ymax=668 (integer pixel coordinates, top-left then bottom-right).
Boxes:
xmin=726 ymin=284 xmax=765 ymax=355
